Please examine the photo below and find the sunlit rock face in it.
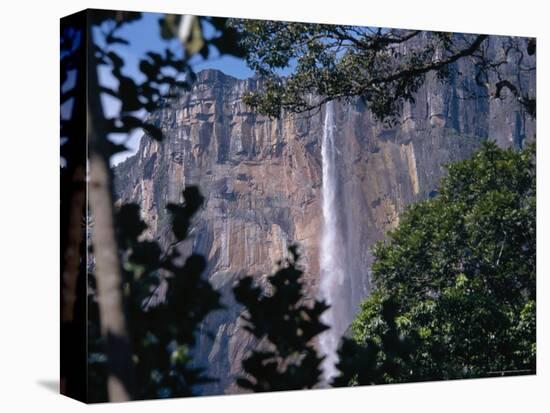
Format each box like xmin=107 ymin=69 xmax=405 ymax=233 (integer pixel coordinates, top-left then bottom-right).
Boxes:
xmin=114 ymin=35 xmax=534 ymax=394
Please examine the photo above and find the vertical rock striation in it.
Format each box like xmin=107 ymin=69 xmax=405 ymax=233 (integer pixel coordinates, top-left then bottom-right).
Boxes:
xmin=114 ymin=35 xmax=534 ymax=394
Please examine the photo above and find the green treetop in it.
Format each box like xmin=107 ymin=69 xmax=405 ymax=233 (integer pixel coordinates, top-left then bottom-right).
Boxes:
xmin=337 ymin=142 xmax=535 ymax=384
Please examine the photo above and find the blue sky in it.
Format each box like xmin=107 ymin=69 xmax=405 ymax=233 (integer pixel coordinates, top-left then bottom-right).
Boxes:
xmin=97 ymin=13 xmax=256 ymax=165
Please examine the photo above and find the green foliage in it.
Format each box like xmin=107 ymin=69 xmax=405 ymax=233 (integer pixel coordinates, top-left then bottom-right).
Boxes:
xmin=78 ymin=12 xmax=246 ymax=401
xmin=231 ymin=21 xmax=483 ymax=120
xmin=89 ymin=11 xmax=245 ymax=155
xmin=233 ymin=245 xmax=329 ymax=392
xmin=233 ymin=21 xmax=534 ymax=122
xmin=333 ymin=295 xmax=421 ymax=386
xmin=88 ymin=187 xmax=223 ymax=401
xmin=341 ymin=142 xmax=536 ymax=384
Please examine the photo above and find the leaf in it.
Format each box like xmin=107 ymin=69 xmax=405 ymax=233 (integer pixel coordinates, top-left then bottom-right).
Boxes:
xmin=158 ymin=14 xmax=180 ymax=40
xmin=106 ymin=35 xmax=130 ymax=45
xmin=210 ymin=29 xmax=246 ymax=58
xmin=103 ymin=139 xmax=128 ymax=157
xmin=120 ymin=115 xmax=143 ymax=130
xmin=166 ymin=187 xmax=204 ymax=241
xmin=180 ymin=15 xmax=205 ymax=56
xmin=139 ymin=59 xmax=157 ymax=80
xmin=117 ymin=76 xmax=142 ymax=112
xmin=116 ymin=203 xmax=147 ymax=244
xmin=107 ymin=51 xmax=124 ymax=70
xmin=142 ymin=123 xmax=163 ymax=141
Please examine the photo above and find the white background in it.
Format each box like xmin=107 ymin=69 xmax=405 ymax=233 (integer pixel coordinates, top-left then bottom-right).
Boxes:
xmin=0 ymin=0 xmax=547 ymax=411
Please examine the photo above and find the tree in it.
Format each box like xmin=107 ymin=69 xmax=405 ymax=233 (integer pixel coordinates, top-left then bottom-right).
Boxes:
xmin=333 ymin=296 xmax=421 ymax=386
xmin=233 ymin=245 xmax=329 ymax=392
xmin=61 ymin=10 xmax=245 ymax=401
xmin=338 ymin=142 xmax=535 ymax=384
xmin=231 ymin=21 xmax=535 ymax=121
xmin=60 ymin=15 xmax=88 ymax=400
xmin=88 ymin=187 xmax=223 ymax=401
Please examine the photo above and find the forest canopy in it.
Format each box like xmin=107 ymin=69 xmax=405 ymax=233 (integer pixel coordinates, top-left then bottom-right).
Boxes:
xmin=231 ymin=20 xmax=535 ymax=121
xmin=344 ymin=142 xmax=536 ymax=384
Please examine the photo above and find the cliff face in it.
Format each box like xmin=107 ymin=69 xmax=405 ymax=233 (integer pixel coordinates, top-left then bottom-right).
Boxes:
xmin=114 ymin=36 xmax=535 ymax=394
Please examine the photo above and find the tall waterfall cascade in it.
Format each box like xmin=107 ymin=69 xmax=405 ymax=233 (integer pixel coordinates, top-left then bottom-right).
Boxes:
xmin=319 ymin=101 xmax=349 ymax=381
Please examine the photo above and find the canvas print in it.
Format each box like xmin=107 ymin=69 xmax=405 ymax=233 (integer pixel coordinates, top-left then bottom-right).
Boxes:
xmin=60 ymin=9 xmax=536 ymax=403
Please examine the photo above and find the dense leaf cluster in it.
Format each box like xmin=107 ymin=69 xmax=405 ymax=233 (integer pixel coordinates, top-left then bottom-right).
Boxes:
xmin=78 ymin=12 xmax=246 ymax=401
xmin=90 ymin=12 xmax=245 ymax=155
xmin=342 ymin=142 xmax=536 ymax=384
xmin=88 ymin=187 xmax=222 ymax=401
xmin=232 ymin=20 xmax=535 ymax=122
xmin=233 ymin=245 xmax=329 ymax=392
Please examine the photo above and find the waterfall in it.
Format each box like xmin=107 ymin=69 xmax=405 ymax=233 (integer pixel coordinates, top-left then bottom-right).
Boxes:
xmin=319 ymin=101 xmax=347 ymax=381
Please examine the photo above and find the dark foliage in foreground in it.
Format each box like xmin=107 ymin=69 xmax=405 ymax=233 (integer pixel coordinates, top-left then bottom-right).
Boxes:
xmin=337 ymin=142 xmax=536 ymax=385
xmin=61 ymin=10 xmax=246 ymax=401
xmin=88 ymin=187 xmax=222 ymax=401
xmin=333 ymin=298 xmax=421 ymax=386
xmin=89 ymin=11 xmax=246 ymax=148
xmin=233 ymin=245 xmax=329 ymax=392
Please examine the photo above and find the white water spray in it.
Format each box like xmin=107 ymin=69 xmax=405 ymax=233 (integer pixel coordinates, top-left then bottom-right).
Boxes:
xmin=319 ymin=101 xmax=347 ymax=381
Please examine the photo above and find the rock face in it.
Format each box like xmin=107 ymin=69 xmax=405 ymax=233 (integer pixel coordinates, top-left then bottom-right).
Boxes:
xmin=114 ymin=36 xmax=535 ymax=395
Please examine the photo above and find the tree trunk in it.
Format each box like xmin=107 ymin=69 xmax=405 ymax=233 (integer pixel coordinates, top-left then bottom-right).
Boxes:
xmin=87 ymin=25 xmax=134 ymax=402
xmin=60 ymin=15 xmax=88 ymax=398
xmin=61 ymin=165 xmax=86 ymax=324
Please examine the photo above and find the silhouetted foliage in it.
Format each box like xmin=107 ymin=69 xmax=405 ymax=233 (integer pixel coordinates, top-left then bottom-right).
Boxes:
xmin=337 ymin=142 xmax=536 ymax=385
xmin=60 ymin=13 xmax=88 ymax=400
xmin=333 ymin=297 xmax=421 ymax=386
xmin=88 ymin=187 xmax=223 ymax=401
xmin=166 ymin=187 xmax=205 ymax=241
xmin=231 ymin=21 xmax=535 ymax=122
xmin=233 ymin=245 xmax=329 ymax=392
xmin=60 ymin=10 xmax=246 ymax=401
xmin=90 ymin=11 xmax=246 ymax=149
